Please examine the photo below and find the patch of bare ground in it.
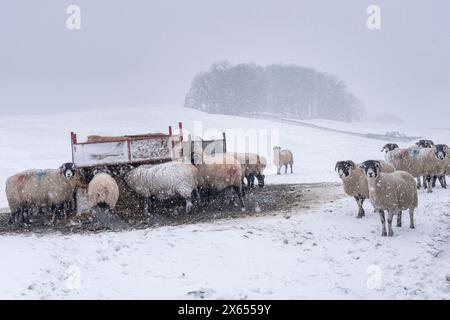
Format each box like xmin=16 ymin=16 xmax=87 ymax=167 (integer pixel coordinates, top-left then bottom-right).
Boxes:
xmin=0 ymin=182 xmax=344 ymax=235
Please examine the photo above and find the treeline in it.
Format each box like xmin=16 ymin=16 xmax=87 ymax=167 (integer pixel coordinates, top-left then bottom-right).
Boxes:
xmin=184 ymin=61 xmax=365 ymax=122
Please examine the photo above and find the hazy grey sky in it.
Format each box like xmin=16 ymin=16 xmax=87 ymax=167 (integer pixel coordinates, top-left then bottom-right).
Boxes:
xmin=1 ymin=0 xmax=449 ymax=125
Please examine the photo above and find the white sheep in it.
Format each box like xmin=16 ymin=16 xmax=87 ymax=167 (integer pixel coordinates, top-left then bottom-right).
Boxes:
xmin=88 ymin=171 xmax=120 ymax=213
xmin=5 ymin=163 xmax=80 ymax=226
xmin=335 ymin=160 xmax=394 ymax=218
xmin=273 ymin=146 xmax=294 ymax=175
xmin=360 ymin=160 xmax=418 ymax=237
xmin=231 ymin=152 xmax=267 ymax=188
xmin=196 ymin=153 xmax=245 ymax=210
xmin=381 ymin=144 xmax=448 ymax=193
xmin=125 ymin=161 xmax=199 ymax=215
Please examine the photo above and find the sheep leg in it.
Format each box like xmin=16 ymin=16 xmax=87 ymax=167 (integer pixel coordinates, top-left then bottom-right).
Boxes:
xmin=387 ymin=210 xmax=394 ymax=237
xmin=416 ymin=177 xmax=422 ymax=189
xmin=8 ymin=211 xmax=16 ymax=226
xmin=220 ymin=189 xmax=227 ymax=207
xmin=51 ymin=205 xmax=61 ymax=225
xmin=355 ymin=196 xmax=365 ymax=218
xmin=396 ymin=211 xmax=402 ymax=227
xmin=290 ymin=163 xmax=293 ymax=174
xmin=233 ymin=186 xmax=245 ymax=211
xmin=277 ymin=166 xmax=281 ymax=175
xmin=409 ymin=208 xmax=415 ymax=229
xmin=9 ymin=211 xmax=20 ymax=227
xmin=185 ymin=197 xmax=193 ymax=214
xmin=379 ymin=210 xmax=387 ymax=237
xmin=284 ymin=165 xmax=288 ymax=174
xmin=57 ymin=204 xmax=65 ymax=220
xmin=432 ymin=176 xmax=437 ymax=188
xmin=206 ymin=187 xmax=212 ymax=204
xmin=22 ymin=208 xmax=30 ymax=228
xmin=25 ymin=208 xmax=32 ymax=227
xmin=72 ymin=192 xmax=77 ymax=213
xmin=144 ymin=197 xmax=152 ymax=216
xmin=194 ymin=188 xmax=201 ymax=203
xmin=60 ymin=204 xmax=67 ymax=220
xmin=17 ymin=208 xmax=26 ymax=227
xmin=148 ymin=196 xmax=156 ymax=215
xmin=249 ymin=175 xmax=255 ymax=188
xmin=438 ymin=176 xmax=447 ymax=188
xmin=426 ymin=176 xmax=433 ymax=193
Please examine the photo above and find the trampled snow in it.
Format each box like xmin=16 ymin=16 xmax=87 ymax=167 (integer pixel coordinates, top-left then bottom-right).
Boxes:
xmin=0 ymin=105 xmax=449 ymax=299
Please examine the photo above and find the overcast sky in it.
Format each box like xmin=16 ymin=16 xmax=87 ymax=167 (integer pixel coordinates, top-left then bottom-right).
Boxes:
xmin=1 ymin=0 xmax=449 ymax=125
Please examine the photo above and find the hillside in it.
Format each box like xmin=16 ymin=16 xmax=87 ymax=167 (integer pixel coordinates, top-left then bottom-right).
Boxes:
xmin=1 ymin=106 xmax=450 ymax=299
xmin=2 ymin=105 xmax=447 ymax=207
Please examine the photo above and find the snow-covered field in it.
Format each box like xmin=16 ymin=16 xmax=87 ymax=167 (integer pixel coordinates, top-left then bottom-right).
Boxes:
xmin=1 ymin=105 xmax=449 ymax=299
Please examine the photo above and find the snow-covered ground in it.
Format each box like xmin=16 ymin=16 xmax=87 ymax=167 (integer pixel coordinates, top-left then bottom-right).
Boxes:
xmin=1 ymin=105 xmax=449 ymax=299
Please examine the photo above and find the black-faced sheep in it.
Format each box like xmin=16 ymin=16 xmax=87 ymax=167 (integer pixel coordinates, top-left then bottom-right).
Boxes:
xmin=360 ymin=160 xmax=418 ymax=237
xmin=88 ymin=170 xmax=120 ymax=214
xmin=335 ymin=160 xmax=395 ymax=218
xmin=231 ymin=153 xmax=267 ymax=188
xmin=5 ymin=163 xmax=80 ymax=226
xmin=125 ymin=161 xmax=199 ymax=215
xmin=196 ymin=154 xmax=245 ymax=210
xmin=273 ymin=146 xmax=294 ymax=175
xmin=381 ymin=144 xmax=448 ymax=193
xmin=431 ymin=144 xmax=449 ymax=189
xmin=381 ymin=143 xmax=399 ymax=154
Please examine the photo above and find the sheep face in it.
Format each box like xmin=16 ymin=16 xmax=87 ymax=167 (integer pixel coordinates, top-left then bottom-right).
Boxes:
xmin=60 ymin=163 xmax=77 ymax=179
xmin=381 ymin=143 xmax=399 ymax=153
xmin=416 ymin=140 xmax=434 ymax=148
xmin=434 ymin=144 xmax=448 ymax=161
xmin=360 ymin=160 xmax=381 ymax=179
xmin=335 ymin=161 xmax=356 ymax=179
xmin=273 ymin=146 xmax=282 ymax=152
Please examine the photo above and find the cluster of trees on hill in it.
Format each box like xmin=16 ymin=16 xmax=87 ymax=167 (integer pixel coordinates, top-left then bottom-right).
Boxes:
xmin=184 ymin=61 xmax=365 ymax=122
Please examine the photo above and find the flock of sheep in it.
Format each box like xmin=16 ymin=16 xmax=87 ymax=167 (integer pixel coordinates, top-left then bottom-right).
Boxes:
xmin=5 ymin=133 xmax=449 ymax=237
xmin=336 ymin=139 xmax=449 ymax=237
xmin=4 ymin=146 xmax=295 ymax=228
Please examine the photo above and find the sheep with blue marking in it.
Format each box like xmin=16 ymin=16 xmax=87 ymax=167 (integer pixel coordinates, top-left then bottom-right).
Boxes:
xmin=382 ymin=143 xmax=448 ymax=193
xmin=5 ymin=163 xmax=80 ymax=226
